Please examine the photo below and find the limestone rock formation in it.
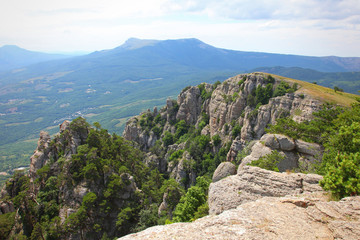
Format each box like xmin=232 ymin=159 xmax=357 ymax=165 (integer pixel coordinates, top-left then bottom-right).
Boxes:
xmin=176 ymin=86 xmax=202 ymax=125
xmin=119 ymin=195 xmax=360 ymax=240
xmin=208 ymin=166 xmax=323 ymax=215
xmin=122 ymin=73 xmax=323 ymax=185
xmin=239 ymin=134 xmax=323 ymax=172
xmin=212 ymin=162 xmax=237 ymax=182
xmin=29 ymin=131 xmax=51 ymax=178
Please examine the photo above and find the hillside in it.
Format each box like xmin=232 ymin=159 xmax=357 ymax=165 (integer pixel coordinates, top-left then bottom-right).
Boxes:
xmin=0 ymin=45 xmax=70 ymax=72
xmin=1 ymin=38 xmax=360 ymax=179
xmin=1 ymin=73 xmax=359 ymax=239
xmin=253 ymin=66 xmax=360 ymax=94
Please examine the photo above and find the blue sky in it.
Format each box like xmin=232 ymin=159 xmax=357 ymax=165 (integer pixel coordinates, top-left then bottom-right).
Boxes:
xmin=1 ymin=0 xmax=359 ymax=56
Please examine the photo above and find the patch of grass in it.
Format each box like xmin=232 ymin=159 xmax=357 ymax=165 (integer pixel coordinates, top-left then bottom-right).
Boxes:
xmin=263 ymin=73 xmax=359 ymax=107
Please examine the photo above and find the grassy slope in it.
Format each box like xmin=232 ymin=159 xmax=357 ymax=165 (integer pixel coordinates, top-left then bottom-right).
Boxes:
xmin=267 ymin=73 xmax=359 ymax=107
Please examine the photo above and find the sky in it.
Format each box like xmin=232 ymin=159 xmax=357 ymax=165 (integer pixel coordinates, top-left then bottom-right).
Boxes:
xmin=0 ymin=0 xmax=359 ymax=57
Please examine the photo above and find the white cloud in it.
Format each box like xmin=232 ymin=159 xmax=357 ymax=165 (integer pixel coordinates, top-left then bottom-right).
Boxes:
xmin=0 ymin=0 xmax=359 ymax=56
xmin=163 ymin=0 xmax=360 ymax=21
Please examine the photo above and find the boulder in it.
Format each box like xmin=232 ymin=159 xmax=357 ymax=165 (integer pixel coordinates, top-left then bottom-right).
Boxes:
xmin=119 ymin=195 xmax=360 ymax=240
xmin=212 ymin=162 xmax=237 ymax=182
xmin=260 ymin=134 xmax=295 ymax=151
xmin=295 ymin=140 xmax=323 ymax=157
xmin=209 ymin=165 xmax=323 ymax=215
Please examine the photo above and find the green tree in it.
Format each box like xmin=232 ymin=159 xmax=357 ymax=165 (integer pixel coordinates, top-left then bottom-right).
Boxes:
xmin=172 ymin=176 xmax=210 ymax=222
xmin=249 ymin=150 xmax=284 ymax=172
xmin=320 ymin=153 xmax=360 ymax=199
xmin=163 ymin=131 xmax=174 ymax=147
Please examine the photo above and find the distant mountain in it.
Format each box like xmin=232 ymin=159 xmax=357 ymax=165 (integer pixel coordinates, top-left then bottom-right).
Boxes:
xmin=0 ymin=45 xmax=71 ymax=72
xmin=252 ymin=66 xmax=360 ymax=94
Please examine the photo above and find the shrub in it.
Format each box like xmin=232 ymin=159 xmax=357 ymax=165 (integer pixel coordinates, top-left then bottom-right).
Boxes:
xmin=249 ymin=150 xmax=284 ymax=172
xmin=163 ymin=131 xmax=174 ymax=147
xmin=231 ymin=125 xmax=242 ymax=139
xmin=169 ymin=150 xmax=185 ymax=162
xmin=320 ymin=153 xmax=360 ymax=199
xmin=212 ymin=134 xmax=221 ymax=147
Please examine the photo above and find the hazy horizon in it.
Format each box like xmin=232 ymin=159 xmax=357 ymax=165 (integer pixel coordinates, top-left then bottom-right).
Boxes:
xmin=0 ymin=0 xmax=359 ymax=57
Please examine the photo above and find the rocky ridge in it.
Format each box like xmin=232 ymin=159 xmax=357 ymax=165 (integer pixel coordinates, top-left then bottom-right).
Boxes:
xmin=123 ymin=73 xmax=323 ymax=185
xmin=119 ymin=193 xmax=360 ymax=240
xmin=2 ymin=118 xmax=141 ymax=239
xmin=208 ymin=165 xmax=323 ymax=215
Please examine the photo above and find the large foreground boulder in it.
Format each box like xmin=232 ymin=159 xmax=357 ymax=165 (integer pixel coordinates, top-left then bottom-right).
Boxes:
xmin=119 ymin=195 xmax=360 ymax=240
xmin=209 ymin=165 xmax=323 ymax=215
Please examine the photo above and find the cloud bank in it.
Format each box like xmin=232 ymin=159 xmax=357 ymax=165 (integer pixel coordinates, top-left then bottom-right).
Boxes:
xmin=0 ymin=0 xmax=359 ymax=56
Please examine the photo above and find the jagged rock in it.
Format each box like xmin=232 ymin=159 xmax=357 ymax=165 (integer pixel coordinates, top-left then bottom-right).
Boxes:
xmin=176 ymin=86 xmax=202 ymax=125
xmin=119 ymin=195 xmax=360 ymax=240
xmin=123 ymin=118 xmax=158 ymax=151
xmin=123 ymin=73 xmax=323 ymax=183
xmin=226 ymin=138 xmax=246 ymax=162
xmin=169 ymin=152 xmax=196 ymax=187
xmin=29 ymin=131 xmax=52 ymax=178
xmin=118 ymin=173 xmax=138 ymax=200
xmin=73 ymin=182 xmax=89 ymax=203
xmin=144 ymin=153 xmax=167 ymax=173
xmin=212 ymin=162 xmax=237 ymax=182
xmin=59 ymin=120 xmax=89 ymax=158
xmin=158 ymin=182 xmax=183 ymax=217
xmin=0 ymin=201 xmax=15 ymax=214
xmin=209 ymin=166 xmax=323 ymax=215
xmin=157 ymin=193 xmax=168 ymax=216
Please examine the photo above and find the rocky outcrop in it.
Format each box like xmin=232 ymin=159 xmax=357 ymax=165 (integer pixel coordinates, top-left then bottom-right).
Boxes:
xmin=29 ymin=131 xmax=51 ymax=179
xmin=29 ymin=120 xmax=90 ymax=183
xmin=119 ymin=195 xmax=360 ymax=240
xmin=176 ymin=86 xmax=202 ymax=125
xmin=168 ymin=151 xmax=196 ymax=188
xmin=122 ymin=73 xmax=323 ymax=185
xmin=239 ymin=134 xmax=323 ymax=172
xmin=212 ymin=162 xmax=237 ymax=182
xmin=208 ymin=166 xmax=323 ymax=215
xmin=0 ymin=201 xmax=15 ymax=214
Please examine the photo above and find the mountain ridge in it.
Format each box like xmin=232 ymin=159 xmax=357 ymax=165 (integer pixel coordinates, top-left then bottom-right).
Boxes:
xmin=0 ymin=45 xmax=71 ymax=72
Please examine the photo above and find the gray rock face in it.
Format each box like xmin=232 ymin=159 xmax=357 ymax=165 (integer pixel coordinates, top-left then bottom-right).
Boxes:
xmin=209 ymin=166 xmax=323 ymax=215
xmin=238 ymin=134 xmax=323 ymax=172
xmin=144 ymin=153 xmax=167 ymax=173
xmin=119 ymin=195 xmax=360 ymax=240
xmin=168 ymin=151 xmax=196 ymax=188
xmin=295 ymin=139 xmax=323 ymax=156
xmin=122 ymin=73 xmax=323 ymax=188
xmin=29 ymin=131 xmax=52 ymax=178
xmin=261 ymin=134 xmax=295 ymax=151
xmin=176 ymin=86 xmax=202 ymax=125
xmin=212 ymin=162 xmax=237 ymax=182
